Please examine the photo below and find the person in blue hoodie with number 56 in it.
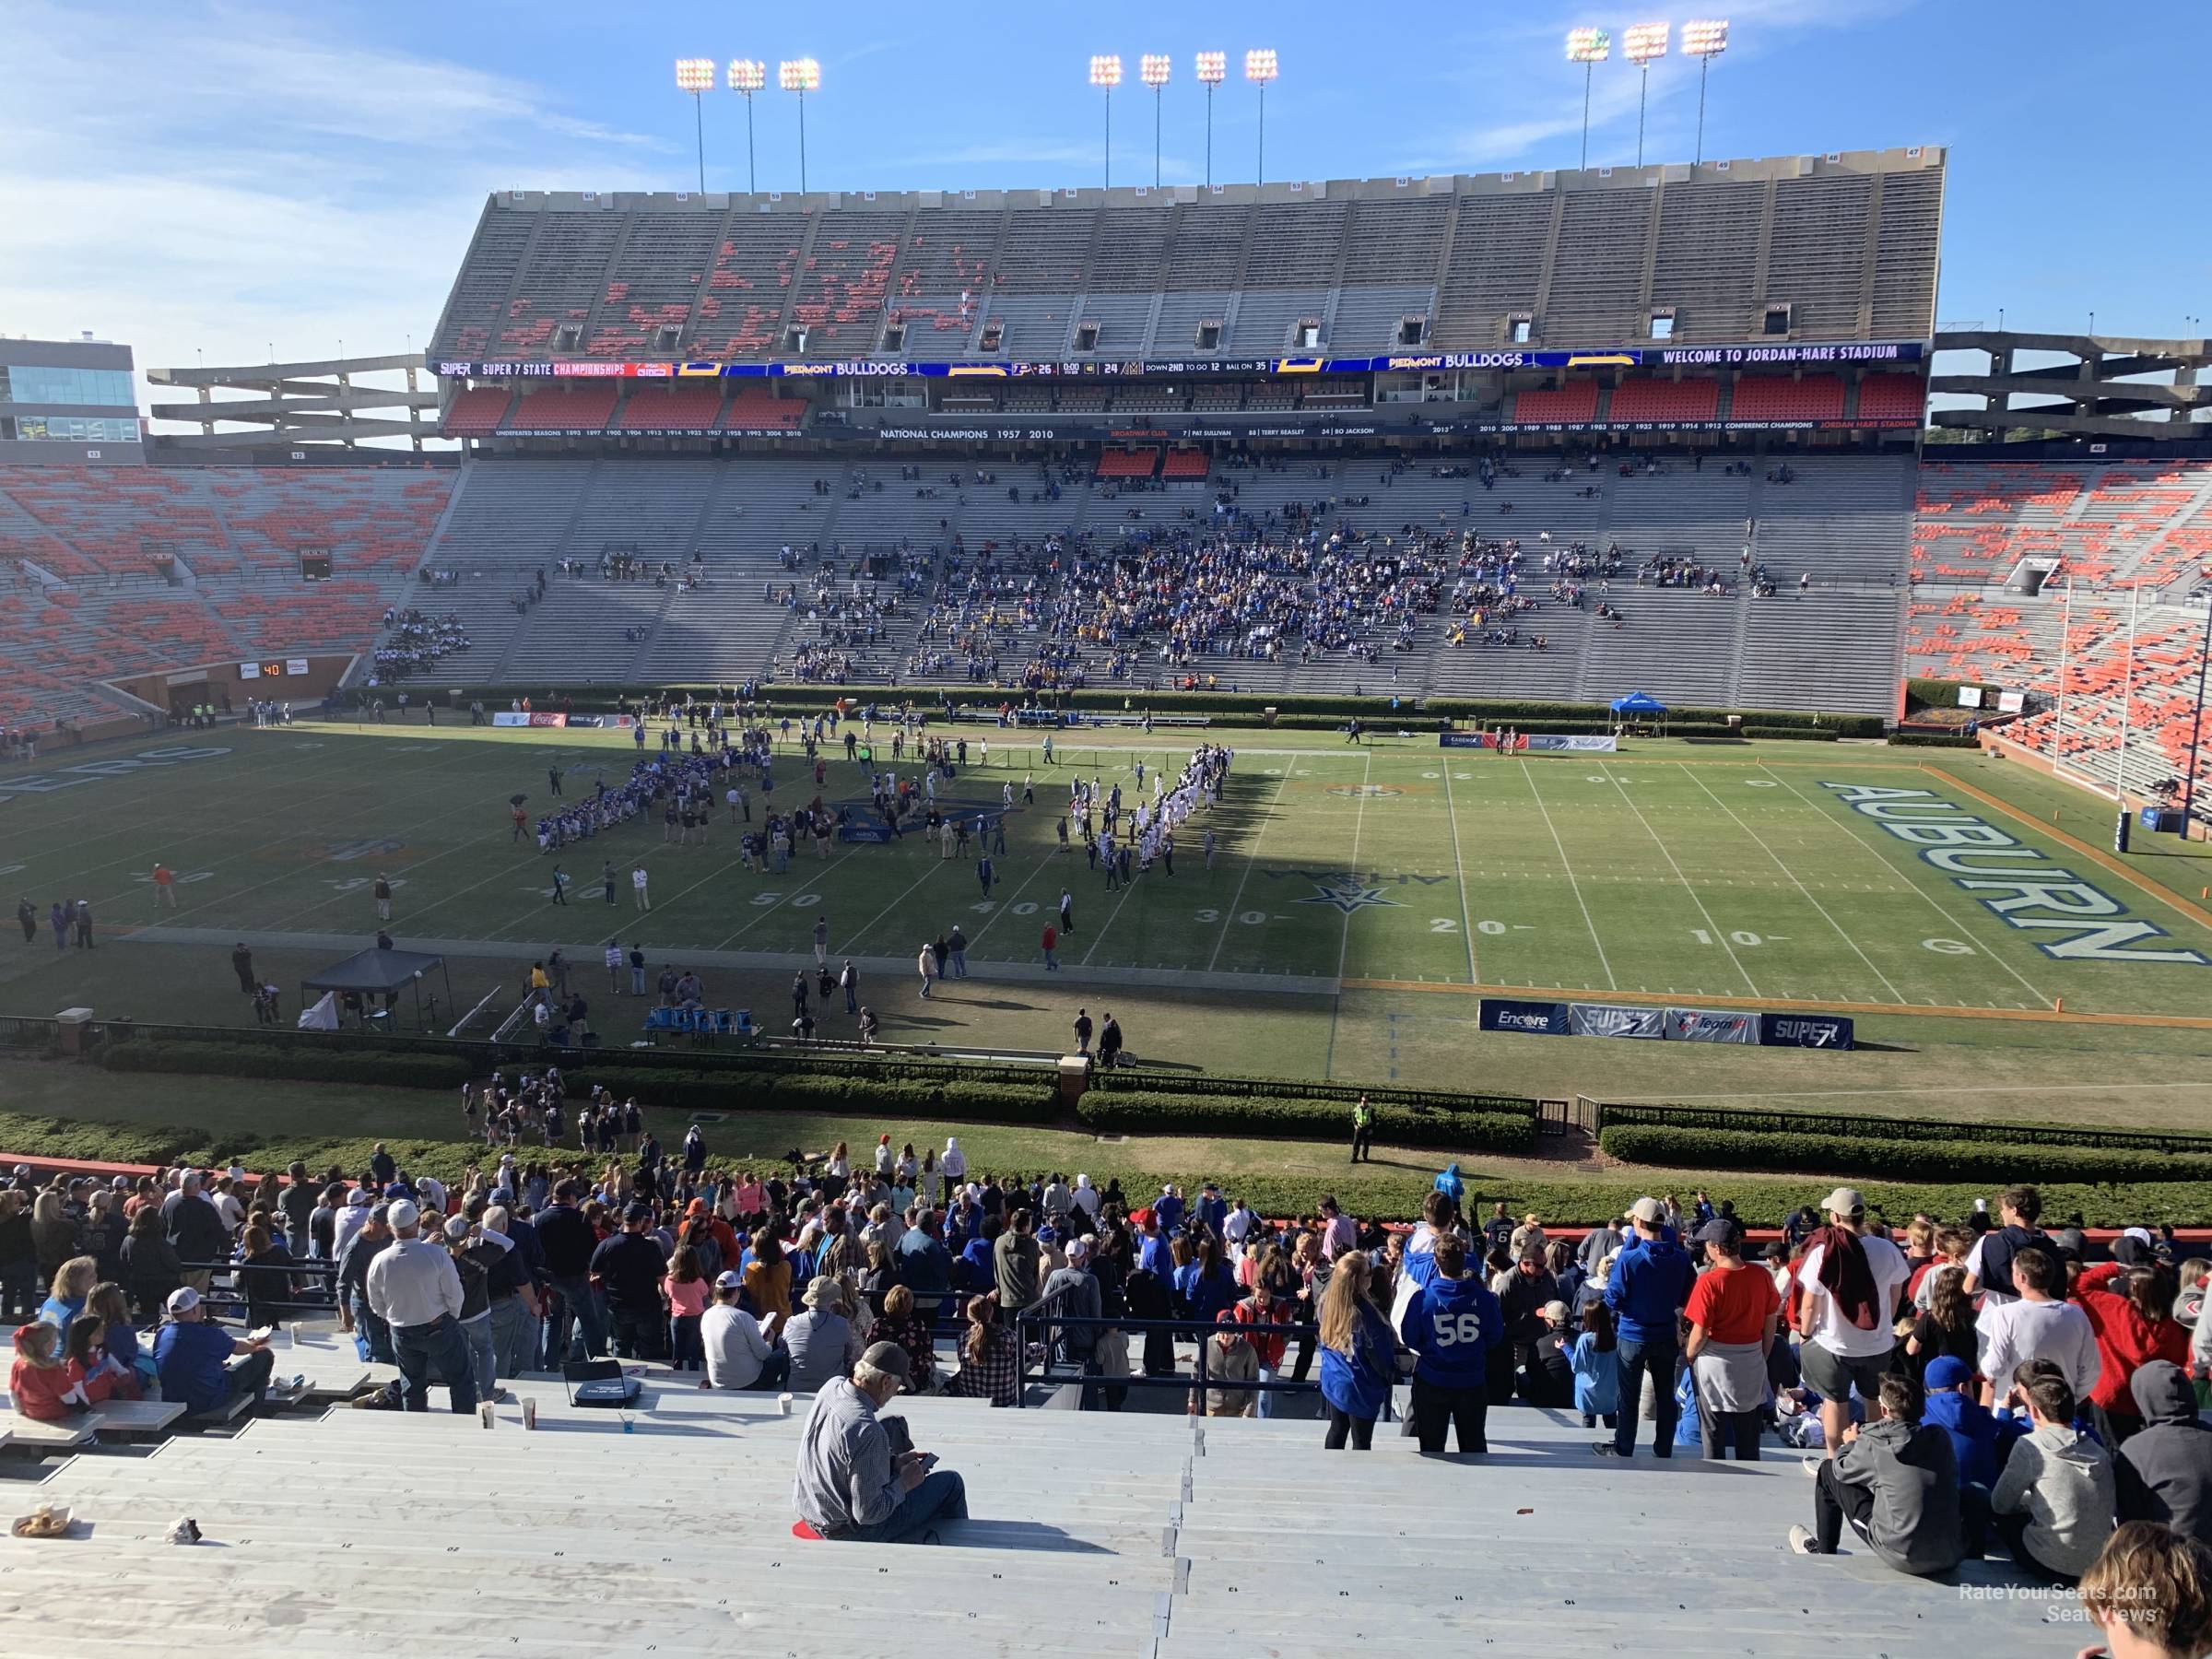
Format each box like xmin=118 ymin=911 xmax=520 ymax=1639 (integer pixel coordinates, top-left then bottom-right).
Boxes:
xmin=1597 ymin=1196 xmax=1696 ymax=1460
xmin=1399 ymin=1233 xmax=1503 ymax=1454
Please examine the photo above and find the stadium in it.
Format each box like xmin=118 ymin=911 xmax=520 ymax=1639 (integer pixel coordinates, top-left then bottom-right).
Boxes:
xmin=4 ymin=12 xmax=2212 ymax=1653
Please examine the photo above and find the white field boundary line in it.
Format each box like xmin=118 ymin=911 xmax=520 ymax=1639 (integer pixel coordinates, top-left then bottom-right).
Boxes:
xmin=1678 ymin=762 xmax=1909 ymax=1005
xmin=1204 ymin=764 xmax=1299 ymax=974
xmin=708 ymin=844 xmax=872 ymax=953
xmin=1758 ymin=765 xmax=2053 ymax=1008
xmin=80 ymin=739 xmax=500 ymax=913
xmin=146 ymin=752 xmax=524 ymax=932
xmin=1601 ymin=763 xmax=1759 ymax=996
xmin=1438 ymin=753 xmax=1477 ymax=984
xmin=1517 ymin=760 xmax=1616 ymax=990
xmin=1334 ymin=751 xmax=1374 ymax=982
xmin=10 ymin=736 xmax=420 ymax=878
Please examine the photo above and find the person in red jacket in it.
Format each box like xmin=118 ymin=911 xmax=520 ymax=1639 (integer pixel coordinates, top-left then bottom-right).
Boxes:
xmin=1229 ymin=1280 xmax=1295 ymax=1418
xmin=9 ymin=1321 xmax=115 ymax=1420
xmin=2076 ymin=1256 xmax=2191 ymax=1439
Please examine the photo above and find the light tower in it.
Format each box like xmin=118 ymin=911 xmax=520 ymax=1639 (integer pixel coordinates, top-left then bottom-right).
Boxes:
xmin=1140 ymin=54 xmax=1171 ymax=189
xmin=1622 ymin=23 xmax=1668 ymax=167
xmin=779 ymin=58 xmax=820 ymax=194
xmin=1089 ymin=54 xmax=1123 ymax=190
xmin=1682 ymin=19 xmax=1729 ymax=165
xmin=1564 ymin=29 xmax=1611 ymax=171
xmin=1245 ymin=49 xmax=1278 ymax=184
xmin=675 ymin=58 xmax=713 ymax=193
xmin=727 ymin=59 xmax=766 ymax=194
xmin=1194 ymin=52 xmax=1227 ymax=187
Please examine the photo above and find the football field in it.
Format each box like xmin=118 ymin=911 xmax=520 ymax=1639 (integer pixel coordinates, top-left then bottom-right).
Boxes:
xmin=3 ymin=718 xmax=2210 ymax=1119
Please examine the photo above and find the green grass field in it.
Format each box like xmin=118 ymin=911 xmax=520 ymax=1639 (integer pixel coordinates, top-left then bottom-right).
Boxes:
xmin=3 ymin=716 xmax=2210 ymax=1126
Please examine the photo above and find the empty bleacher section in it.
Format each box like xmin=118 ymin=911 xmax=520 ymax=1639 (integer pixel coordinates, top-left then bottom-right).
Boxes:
xmin=430 ymin=151 xmax=1942 ymax=369
xmin=4 ymin=452 xmax=1921 ymax=722
xmin=0 ymin=1376 xmax=2052 ymax=1657
xmin=0 ymin=466 xmax=458 ymax=725
xmin=1904 ymin=458 xmax=2212 ymax=803
xmin=1605 ymin=377 xmax=1719 ymax=424
xmin=1729 ymin=374 xmax=1847 ymax=424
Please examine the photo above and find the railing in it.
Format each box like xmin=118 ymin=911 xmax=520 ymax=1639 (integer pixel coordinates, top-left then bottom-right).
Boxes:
xmin=1014 ymin=1287 xmax=1324 ymax=1410
xmin=177 ymin=1255 xmax=340 ymax=1320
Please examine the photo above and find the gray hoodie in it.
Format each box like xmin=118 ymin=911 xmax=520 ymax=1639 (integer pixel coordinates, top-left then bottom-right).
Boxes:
xmin=1829 ymin=1416 xmax=1964 ymax=1577
xmin=1993 ymin=1421 xmax=2116 ymax=1580
xmin=2116 ymin=1360 xmax=2212 ymax=1545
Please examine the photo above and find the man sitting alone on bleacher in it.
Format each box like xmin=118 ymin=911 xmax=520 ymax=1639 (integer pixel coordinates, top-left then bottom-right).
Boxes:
xmin=793 ymin=1341 xmax=968 ymax=1545
xmin=153 ymin=1286 xmax=276 ymax=1418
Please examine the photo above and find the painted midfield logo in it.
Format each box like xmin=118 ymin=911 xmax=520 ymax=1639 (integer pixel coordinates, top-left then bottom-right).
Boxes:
xmin=1294 ymin=875 xmax=1408 ymax=915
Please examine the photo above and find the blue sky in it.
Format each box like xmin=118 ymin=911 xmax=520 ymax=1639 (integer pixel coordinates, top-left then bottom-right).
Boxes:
xmin=3 ymin=0 xmax=2206 ymax=401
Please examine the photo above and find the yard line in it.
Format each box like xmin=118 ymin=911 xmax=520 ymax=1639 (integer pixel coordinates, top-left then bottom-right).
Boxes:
xmin=1205 ymin=765 xmax=1297 ymax=973
xmin=1517 ymin=761 xmax=1616 ymax=990
xmin=1601 ymin=763 xmax=1759 ymax=996
xmin=965 ymin=838 xmax=1068 ymax=952
xmin=1758 ymin=765 xmax=2053 ymax=1008
xmin=837 ymin=845 xmax=950 ymax=959
xmin=1677 ymin=763 xmax=1908 ymax=1004
xmin=75 ymin=739 xmax=499 ymax=912
xmin=710 ymin=844 xmax=870 ymax=950
xmin=1334 ymin=751 xmax=1373 ymax=982
xmin=1438 ymin=755 xmax=1477 ymax=984
xmin=147 ymin=762 xmax=520 ymax=929
xmin=1077 ymin=868 xmax=1143 ymax=967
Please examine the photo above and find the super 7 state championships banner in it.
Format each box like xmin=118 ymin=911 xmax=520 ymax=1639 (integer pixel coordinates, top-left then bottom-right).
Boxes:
xmin=1441 ymin=733 xmax=1617 ymax=752
xmin=1479 ymin=997 xmax=1853 ymax=1051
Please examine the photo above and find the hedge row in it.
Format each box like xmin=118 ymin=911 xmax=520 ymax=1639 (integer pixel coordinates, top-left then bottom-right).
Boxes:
xmin=96 ymin=1037 xmax=1529 ymax=1117
xmin=8 ymin=1103 xmax=2210 ymax=1227
xmin=88 ymin=1041 xmax=1535 ymax=1150
xmin=1889 ymin=732 xmax=1983 ymax=748
xmin=1598 ymin=1124 xmax=2212 ymax=1186
xmin=1077 ymin=1091 xmax=1534 ymax=1153
xmin=1596 ymin=1101 xmax=2212 ymax=1155
xmin=100 ymin=1041 xmax=474 ymax=1090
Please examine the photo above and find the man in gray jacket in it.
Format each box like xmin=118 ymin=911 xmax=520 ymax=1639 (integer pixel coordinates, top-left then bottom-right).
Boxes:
xmin=1789 ymin=1372 xmax=1963 ymax=1576
xmin=2118 ymin=1360 xmax=2212 ymax=1544
xmin=793 ymin=1343 xmax=968 ymax=1544
xmin=1041 ymin=1237 xmax=1103 ymax=1399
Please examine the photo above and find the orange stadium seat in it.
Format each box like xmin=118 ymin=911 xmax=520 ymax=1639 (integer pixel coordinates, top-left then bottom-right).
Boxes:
xmin=1727 ymin=375 xmax=1846 ymax=423
xmin=1511 ymin=382 xmax=1600 ymax=425
xmin=1606 ymin=378 xmax=1719 ymax=423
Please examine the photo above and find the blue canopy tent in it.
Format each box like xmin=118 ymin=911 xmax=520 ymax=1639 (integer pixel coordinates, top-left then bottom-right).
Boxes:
xmin=1608 ymin=689 xmax=1669 ymax=735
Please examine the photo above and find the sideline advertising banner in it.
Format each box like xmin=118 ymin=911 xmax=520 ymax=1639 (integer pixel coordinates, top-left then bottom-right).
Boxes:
xmin=1570 ymin=1002 xmax=1667 ymax=1040
xmin=1666 ymin=1007 xmax=1760 ymax=1043
xmin=1477 ymin=998 xmax=1571 ymax=1036
xmin=1759 ymin=1013 xmax=1857 ymax=1050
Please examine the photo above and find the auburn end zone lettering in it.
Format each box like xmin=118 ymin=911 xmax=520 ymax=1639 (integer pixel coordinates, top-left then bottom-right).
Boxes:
xmin=1824 ymin=784 xmax=2206 ymax=966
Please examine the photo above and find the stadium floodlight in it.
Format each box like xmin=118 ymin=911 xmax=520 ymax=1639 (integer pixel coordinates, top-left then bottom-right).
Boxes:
xmin=1565 ymin=29 xmax=1610 ymax=171
xmin=728 ymin=60 xmax=767 ymax=194
xmin=1089 ymin=55 xmax=1123 ymax=191
xmin=1195 ymin=52 xmax=1228 ymax=186
xmin=1622 ymin=23 xmax=1668 ymax=167
xmin=1141 ymin=54 xmax=1171 ymax=189
xmin=779 ymin=59 xmax=821 ymax=194
xmin=676 ymin=58 xmax=714 ymax=193
xmin=1245 ymin=49 xmax=1278 ymax=185
xmin=1682 ymin=19 xmax=1728 ymax=164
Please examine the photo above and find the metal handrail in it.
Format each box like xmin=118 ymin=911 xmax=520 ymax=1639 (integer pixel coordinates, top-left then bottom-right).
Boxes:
xmin=1014 ymin=1289 xmax=1324 ymax=1409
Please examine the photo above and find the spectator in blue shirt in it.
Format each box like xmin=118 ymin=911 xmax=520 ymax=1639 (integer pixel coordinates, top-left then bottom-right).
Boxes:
xmin=152 ymin=1286 xmax=275 ymax=1417
xmin=1153 ymin=1186 xmax=1186 ymax=1237
xmin=1398 ymin=1234 xmax=1502 ymax=1454
xmin=1596 ymin=1197 xmax=1695 ymax=1460
xmin=1194 ymin=1184 xmax=1228 ymax=1239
